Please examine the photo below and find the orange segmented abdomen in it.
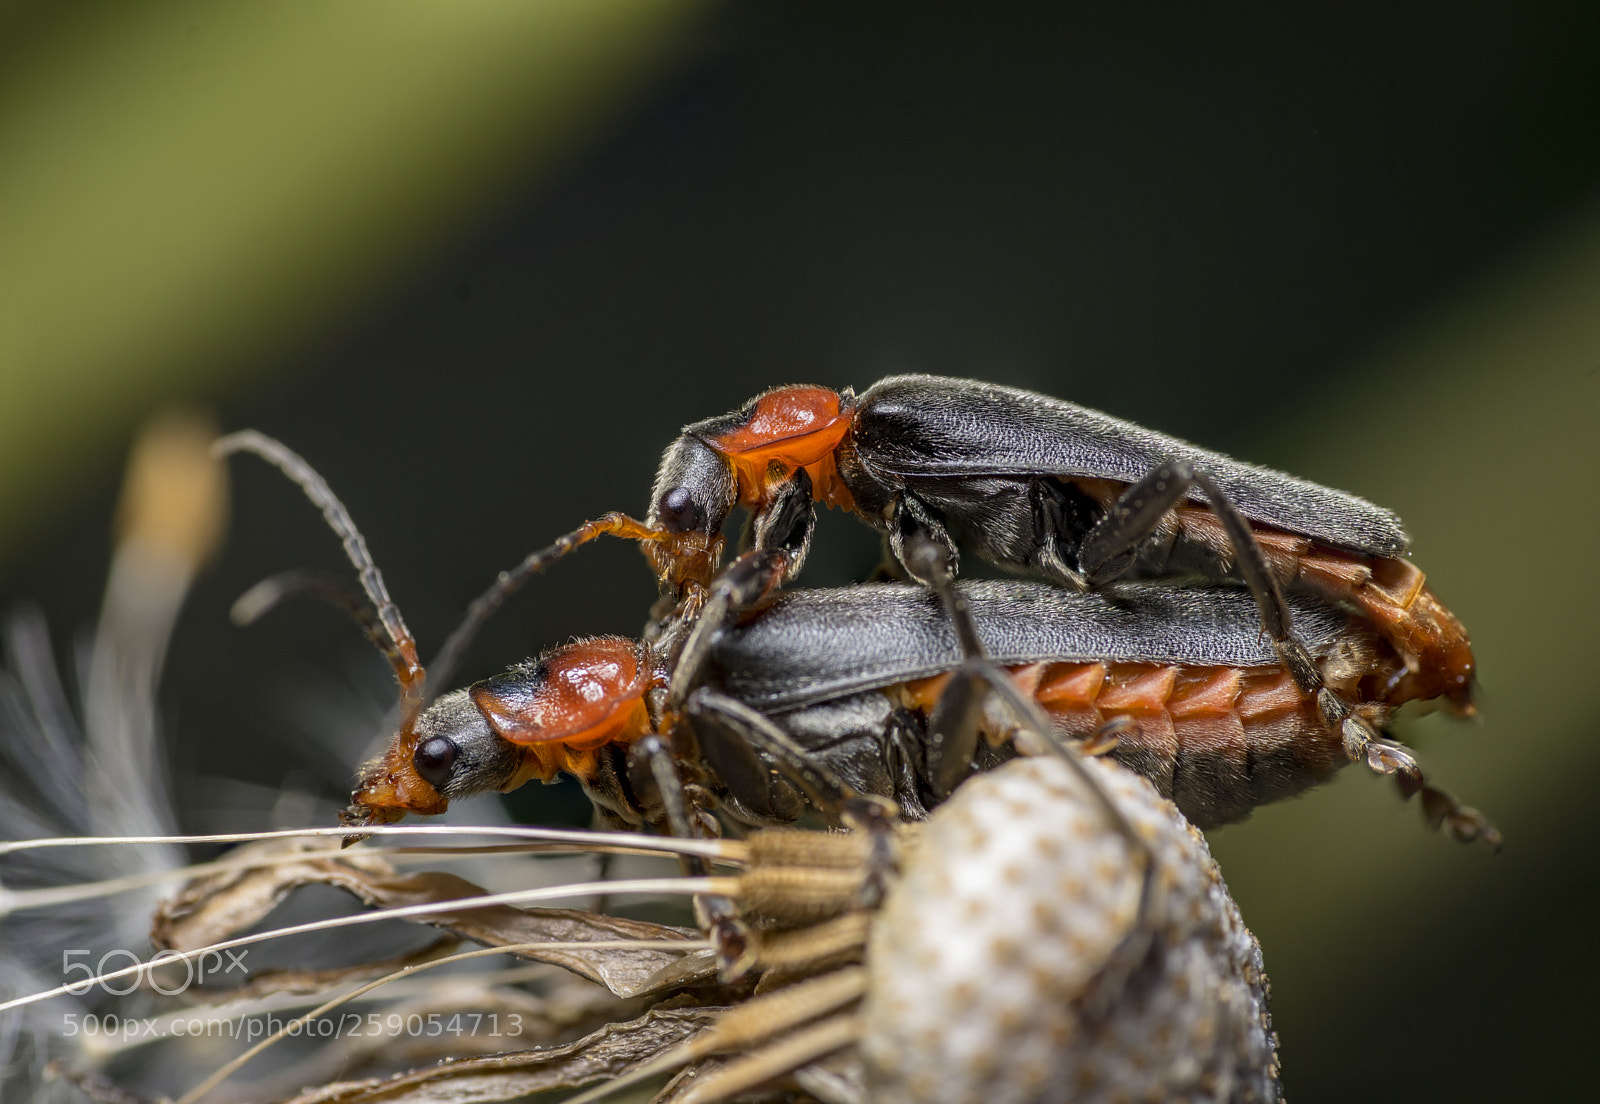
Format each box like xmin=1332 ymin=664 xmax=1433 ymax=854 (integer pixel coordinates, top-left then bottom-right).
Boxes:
xmin=900 ymin=654 xmax=1355 ymax=827
xmin=893 ymin=624 xmax=1423 ymax=826
xmin=1335 ymin=554 xmax=1474 ymax=713
xmin=1031 ymin=658 xmax=1350 ymax=827
xmin=1262 ymin=539 xmax=1474 ymax=715
xmin=704 ymin=385 xmax=857 ymax=514
xmin=1164 ymin=503 xmax=1477 ymax=715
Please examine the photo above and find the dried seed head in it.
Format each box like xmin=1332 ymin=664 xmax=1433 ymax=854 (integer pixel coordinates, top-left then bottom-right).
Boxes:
xmin=861 ymin=755 xmax=1281 ymax=1104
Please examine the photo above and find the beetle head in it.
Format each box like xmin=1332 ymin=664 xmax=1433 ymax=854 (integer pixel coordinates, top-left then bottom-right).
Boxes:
xmin=648 ymin=434 xmax=735 ymax=591
xmin=343 ymin=690 xmax=529 ymax=827
xmin=343 ymin=637 xmax=654 ymax=828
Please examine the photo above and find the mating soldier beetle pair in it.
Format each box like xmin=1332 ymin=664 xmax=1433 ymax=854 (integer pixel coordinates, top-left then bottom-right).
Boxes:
xmin=217 ymin=375 xmax=1495 ymax=859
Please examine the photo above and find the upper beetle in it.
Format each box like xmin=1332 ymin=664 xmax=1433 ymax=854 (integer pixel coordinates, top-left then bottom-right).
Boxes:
xmin=647 ymin=374 xmax=1474 ymax=720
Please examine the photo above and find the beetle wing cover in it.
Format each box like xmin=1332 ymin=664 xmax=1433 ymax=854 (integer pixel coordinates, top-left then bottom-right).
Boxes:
xmin=853 ymin=375 xmax=1408 ymax=556
xmin=703 ymin=581 xmax=1354 ymax=712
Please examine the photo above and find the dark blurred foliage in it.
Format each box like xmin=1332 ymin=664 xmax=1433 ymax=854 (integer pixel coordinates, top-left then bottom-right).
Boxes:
xmin=3 ymin=3 xmax=1598 ymax=1100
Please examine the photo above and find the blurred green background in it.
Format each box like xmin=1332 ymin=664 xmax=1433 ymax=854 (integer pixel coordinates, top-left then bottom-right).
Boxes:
xmin=2 ymin=2 xmax=1598 ymax=1100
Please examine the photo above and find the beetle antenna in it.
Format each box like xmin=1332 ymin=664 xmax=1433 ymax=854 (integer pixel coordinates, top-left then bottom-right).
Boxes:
xmin=213 ymin=432 xmax=425 ymax=706
xmin=231 ymin=569 xmax=409 ymax=674
xmin=421 ymin=512 xmax=667 ymax=707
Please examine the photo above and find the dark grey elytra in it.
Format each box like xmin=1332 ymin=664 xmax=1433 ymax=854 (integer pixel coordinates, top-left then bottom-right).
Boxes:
xmin=685 ymin=578 xmax=1369 ymax=832
xmin=698 ymin=580 xmax=1356 ymax=714
xmin=845 ymin=374 xmax=1407 ymax=557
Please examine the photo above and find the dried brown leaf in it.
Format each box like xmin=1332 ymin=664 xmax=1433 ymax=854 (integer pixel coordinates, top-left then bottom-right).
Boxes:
xmin=343 ymin=869 xmax=710 ymax=998
xmin=275 ymin=1006 xmax=723 ymax=1104
xmin=153 ymin=840 xmax=712 ymax=998
xmin=225 ymin=985 xmax=630 ymax=1102
xmin=184 ymin=938 xmax=462 ymax=1005
xmin=151 ymin=839 xmax=397 ymax=950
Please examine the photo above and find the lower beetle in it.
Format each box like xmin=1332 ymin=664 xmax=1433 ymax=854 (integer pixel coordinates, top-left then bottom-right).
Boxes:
xmin=690 ymin=579 xmax=1487 ymax=839
xmin=349 ymin=560 xmax=1489 ymax=846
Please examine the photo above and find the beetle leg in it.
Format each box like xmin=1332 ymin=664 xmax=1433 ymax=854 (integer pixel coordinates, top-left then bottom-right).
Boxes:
xmin=1080 ymin=462 xmax=1329 ymax=688
xmin=887 ymin=492 xmax=962 ymax=592
xmin=749 ymin=465 xmax=818 ymax=567
xmin=1082 ymin=463 xmax=1287 ymax=624
xmin=633 ymin=804 xmax=754 ymax=984
xmin=770 ymin=696 xmax=931 ymax=822
xmin=1414 ymin=779 xmax=1502 ymax=849
xmin=1315 ymin=690 xmax=1501 ymax=848
xmin=667 ymin=474 xmax=818 ymax=708
xmin=1028 ymin=477 xmax=1093 ymax=587
xmin=1082 ymin=713 xmax=1136 ymax=756
xmin=889 ymin=495 xmax=1124 ymax=798
xmin=628 ymin=734 xmax=705 ymax=841
xmin=627 ymin=733 xmax=756 ymax=974
xmin=882 ymin=709 xmax=932 ymax=819
xmin=903 ymin=532 xmax=1165 ymax=1022
xmin=903 ymin=535 xmax=1155 ymax=839
xmin=923 ymin=658 xmax=990 ymax=799
xmin=1078 ymin=461 xmax=1201 ymax=584
xmin=686 ymin=689 xmax=903 ymax=928
xmin=686 ymin=688 xmax=861 ymax=819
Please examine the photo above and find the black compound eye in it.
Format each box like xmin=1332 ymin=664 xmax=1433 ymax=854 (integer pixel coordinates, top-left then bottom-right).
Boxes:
xmin=658 ymin=487 xmax=706 ymax=533
xmin=413 ymin=736 xmax=459 ymax=791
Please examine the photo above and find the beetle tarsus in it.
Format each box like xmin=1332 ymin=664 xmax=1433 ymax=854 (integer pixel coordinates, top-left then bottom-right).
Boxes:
xmin=1416 ymin=782 xmax=1502 ymax=851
